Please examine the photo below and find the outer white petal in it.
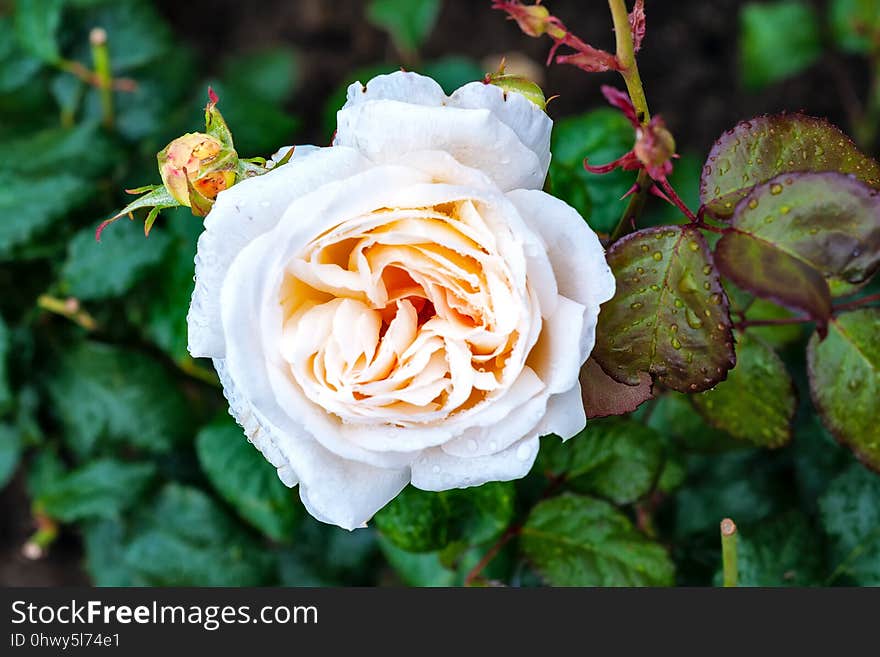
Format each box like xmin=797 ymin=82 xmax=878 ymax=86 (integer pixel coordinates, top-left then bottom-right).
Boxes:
xmin=187 ymin=145 xmax=370 ymax=358
xmin=213 ymin=359 xmax=409 ymax=531
xmin=533 ymin=384 xmax=587 ymax=441
xmin=336 ymin=71 xmax=551 ymax=191
xmin=506 ymin=189 xmax=616 ymax=360
xmin=412 ymin=435 xmax=540 ymax=491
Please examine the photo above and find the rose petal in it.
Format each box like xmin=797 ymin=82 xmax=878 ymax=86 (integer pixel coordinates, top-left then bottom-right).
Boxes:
xmin=336 ymin=71 xmax=551 ymax=191
xmin=188 ymin=146 xmax=370 ymax=358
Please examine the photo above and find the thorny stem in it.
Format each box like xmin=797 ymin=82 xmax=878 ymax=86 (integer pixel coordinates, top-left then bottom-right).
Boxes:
xmin=720 ymin=518 xmax=738 ymax=587
xmin=90 ymin=28 xmax=114 ymax=128
xmin=607 ymin=0 xmax=652 ymax=243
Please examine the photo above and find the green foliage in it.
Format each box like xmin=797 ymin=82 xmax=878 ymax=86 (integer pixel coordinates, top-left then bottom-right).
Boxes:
xmin=0 ymin=314 xmax=10 ymax=414
xmin=540 ymin=420 xmax=664 ymax=504
xmin=0 ymin=424 xmax=22 ymax=490
xmin=820 ymin=465 xmax=880 ymax=584
xmin=830 ymin=0 xmax=880 ymax=53
xmin=374 ymin=482 xmax=514 ymax=552
xmin=592 ymin=225 xmax=735 ymax=393
xmin=196 ymin=416 xmax=301 ymax=543
xmin=739 ymin=1 xmax=822 ymax=91
xmin=33 ymin=458 xmax=156 ymax=522
xmin=549 ymin=109 xmax=637 ymax=234
xmin=807 ymin=309 xmax=880 ymax=469
xmin=367 ymin=0 xmax=441 ymax=56
xmin=692 ymin=332 xmax=795 ymax=448
xmin=45 ymin=340 xmax=194 ymax=459
xmin=521 ymin=493 xmax=675 ymax=586
xmin=14 ymin=0 xmax=64 ymax=64
xmin=714 ymin=511 xmax=825 ymax=586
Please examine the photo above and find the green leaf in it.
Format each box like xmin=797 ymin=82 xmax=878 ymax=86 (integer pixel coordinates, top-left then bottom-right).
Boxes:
xmin=645 ymin=392 xmax=738 ymax=452
xmin=374 ymin=482 xmax=515 ymax=553
xmin=541 ymin=419 xmax=664 ymax=505
xmin=592 ymin=225 xmax=736 ymax=393
xmin=0 ymin=424 xmax=22 ymax=490
xmin=0 ymin=123 xmax=118 ymax=177
xmin=739 ymin=1 xmax=822 ymax=91
xmin=692 ymin=332 xmax=796 ymax=448
xmin=45 ymin=340 xmax=193 ymax=459
xmin=35 ymin=458 xmax=156 ymax=522
xmin=521 ymin=493 xmax=674 ymax=586
xmin=714 ymin=173 xmax=880 ymax=328
xmin=279 ymin=521 xmax=379 ymax=585
xmin=830 ymin=0 xmax=880 ymax=53
xmin=0 ymin=17 xmax=42 ymax=92
xmin=196 ymin=415 xmax=300 ymax=543
xmin=807 ymin=309 xmax=880 ymax=469
xmin=742 ymin=297 xmax=804 ymax=347
xmin=223 ymin=47 xmax=299 ymax=105
xmin=549 ymin=109 xmax=637 ymax=234
xmin=378 ymin=535 xmax=457 ymax=586
xmin=82 ymin=518 xmax=133 ymax=586
xmin=62 ymin=217 xmax=172 ymax=300
xmin=14 ymin=0 xmax=64 ymax=63
xmin=820 ymin=464 xmax=880 ymax=585
xmin=0 ymin=314 xmax=10 ymax=414
xmin=420 ymin=56 xmax=484 ymax=94
xmin=713 ymin=511 xmax=825 ymax=586
xmin=122 ymin=483 xmax=276 ymax=586
xmin=366 ymin=0 xmax=441 ymax=55
xmin=0 ymin=174 xmax=91 ymax=256
xmin=700 ymin=114 xmax=880 ymax=218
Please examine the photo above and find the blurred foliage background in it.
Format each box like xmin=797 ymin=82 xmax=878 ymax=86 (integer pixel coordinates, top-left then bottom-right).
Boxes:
xmin=0 ymin=0 xmax=878 ymax=586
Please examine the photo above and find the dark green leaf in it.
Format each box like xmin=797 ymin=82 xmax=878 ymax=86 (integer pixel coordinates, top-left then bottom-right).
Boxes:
xmin=700 ymin=114 xmax=880 ymax=218
xmin=420 ymin=56 xmax=484 ymax=94
xmin=715 ymin=173 xmax=880 ymax=327
xmin=521 ymin=493 xmax=674 ymax=586
xmin=278 ymin=520 xmax=379 ymax=585
xmin=713 ymin=511 xmax=824 ymax=586
xmin=820 ymin=464 xmax=880 ymax=585
xmin=122 ymin=483 xmax=276 ymax=586
xmin=366 ymin=0 xmax=441 ymax=55
xmin=62 ymin=218 xmax=172 ymax=300
xmin=592 ymin=225 xmax=735 ymax=393
xmin=0 ymin=424 xmax=22 ymax=490
xmin=35 ymin=458 xmax=156 ymax=522
xmin=549 ymin=109 xmax=637 ymax=234
xmin=692 ymin=332 xmax=796 ymax=448
xmin=374 ymin=482 xmax=515 ymax=553
xmin=82 ymin=518 xmax=133 ymax=586
xmin=807 ymin=309 xmax=880 ymax=470
xmin=742 ymin=297 xmax=804 ymax=347
xmin=0 ymin=314 xmax=10 ymax=414
xmin=196 ymin=415 xmax=300 ymax=542
xmin=223 ymin=47 xmax=299 ymax=105
xmin=0 ymin=123 xmax=117 ymax=177
xmin=378 ymin=535 xmax=457 ymax=586
xmin=830 ymin=0 xmax=880 ymax=53
xmin=542 ymin=419 xmax=664 ymax=505
xmin=739 ymin=1 xmax=822 ymax=91
xmin=14 ymin=0 xmax=63 ymax=63
xmin=0 ymin=17 xmax=42 ymax=92
xmin=0 ymin=174 xmax=91 ymax=256
xmin=645 ymin=392 xmax=738 ymax=452
xmin=45 ymin=340 xmax=193 ymax=458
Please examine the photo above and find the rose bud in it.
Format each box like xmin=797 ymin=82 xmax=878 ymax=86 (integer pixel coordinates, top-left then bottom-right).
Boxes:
xmin=158 ymin=132 xmax=237 ymax=208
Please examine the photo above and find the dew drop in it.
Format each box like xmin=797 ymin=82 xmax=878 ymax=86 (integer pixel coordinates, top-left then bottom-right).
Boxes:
xmin=686 ymin=308 xmax=704 ymax=329
xmin=702 ymin=264 xmax=712 ymax=275
xmin=674 ymin=298 xmax=684 ymax=308
xmin=671 ymin=337 xmax=682 ymax=350
xmin=432 ymin=465 xmax=441 ymax=474
xmin=770 ymin=183 xmax=783 ymax=195
xmin=780 ymin=205 xmax=791 ymax=215
xmin=650 ymin=284 xmax=661 ymax=292
xmin=710 ymin=293 xmax=723 ymax=304
xmin=630 ymin=301 xmax=643 ymax=310
xmin=688 ymin=241 xmax=700 ymax=252
xmin=516 ymin=443 xmax=532 ymax=461
xmin=637 ymin=267 xmax=645 ymax=274
xmin=640 ymin=244 xmax=650 ymax=252
xmin=713 ymin=185 xmax=722 ymax=195
xmin=847 ymin=379 xmax=860 ymax=391
xmin=764 ymin=215 xmax=774 ymax=224
xmin=670 ymin=323 xmax=679 ymax=333
xmin=652 ymin=251 xmax=663 ymax=261
xmin=748 ymin=198 xmax=759 ymax=209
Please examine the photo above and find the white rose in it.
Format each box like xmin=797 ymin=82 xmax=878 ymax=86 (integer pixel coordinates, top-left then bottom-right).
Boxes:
xmin=187 ymin=72 xmax=615 ymax=530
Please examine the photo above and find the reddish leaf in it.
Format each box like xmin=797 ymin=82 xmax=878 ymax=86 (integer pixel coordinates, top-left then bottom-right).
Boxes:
xmin=580 ymin=358 xmax=653 ymax=419
xmin=592 ymin=226 xmax=736 ymax=393
xmin=700 ymin=114 xmax=880 ymax=218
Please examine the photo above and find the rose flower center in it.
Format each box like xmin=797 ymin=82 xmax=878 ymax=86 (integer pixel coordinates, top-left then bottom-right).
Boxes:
xmin=278 ymin=199 xmax=528 ymax=426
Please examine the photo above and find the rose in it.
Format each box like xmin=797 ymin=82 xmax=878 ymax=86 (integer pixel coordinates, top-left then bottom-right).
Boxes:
xmin=159 ymin=132 xmax=236 ymax=207
xmin=188 ymin=72 xmax=615 ymax=530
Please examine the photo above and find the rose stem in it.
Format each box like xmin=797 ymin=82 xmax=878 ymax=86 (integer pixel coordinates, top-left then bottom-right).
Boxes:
xmin=720 ymin=518 xmax=738 ymax=588
xmin=463 ymin=524 xmax=522 ymax=587
xmin=90 ymin=27 xmax=114 ymax=129
xmin=608 ymin=0 xmax=652 ymax=243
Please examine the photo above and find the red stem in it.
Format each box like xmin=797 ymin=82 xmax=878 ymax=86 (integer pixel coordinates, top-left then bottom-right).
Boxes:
xmin=463 ymin=524 xmax=521 ymax=586
xmin=833 ymin=292 xmax=880 ymax=312
xmin=659 ymin=177 xmax=697 ymax=222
